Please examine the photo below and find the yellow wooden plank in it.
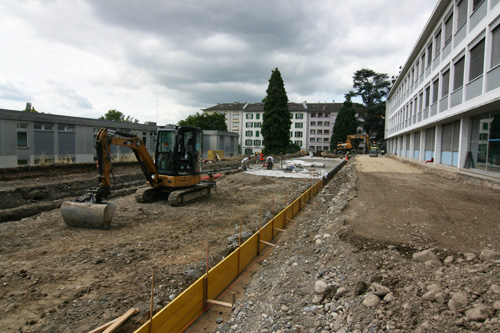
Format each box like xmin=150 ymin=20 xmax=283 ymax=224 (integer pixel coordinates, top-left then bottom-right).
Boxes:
xmin=207 ymin=250 xmax=239 ymax=298
xmin=239 ymin=233 xmax=258 ymax=271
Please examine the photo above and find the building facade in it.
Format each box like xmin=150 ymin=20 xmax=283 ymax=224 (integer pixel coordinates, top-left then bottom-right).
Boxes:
xmin=0 ymin=109 xmax=238 ymax=168
xmin=203 ymin=102 xmax=363 ymax=155
xmin=386 ymin=0 xmax=500 ymax=176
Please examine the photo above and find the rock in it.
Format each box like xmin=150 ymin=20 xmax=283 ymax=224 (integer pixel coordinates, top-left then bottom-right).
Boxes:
xmin=493 ymin=301 xmax=500 ymax=311
xmin=490 ymin=284 xmax=500 ymax=294
xmin=444 ymin=256 xmax=454 ymax=264
xmin=281 ymin=305 xmax=289 ymax=312
xmin=216 ymin=317 xmax=223 ymax=324
xmin=383 ymin=292 xmax=394 ymax=303
xmin=465 ymin=306 xmax=493 ymax=321
xmin=362 ymin=295 xmax=380 ymax=308
xmin=463 ymin=253 xmax=476 ymax=261
xmin=354 ymin=281 xmax=368 ymax=296
xmin=479 ymin=249 xmax=500 ymax=261
xmin=422 ymin=289 xmax=439 ymax=302
xmin=370 ymin=283 xmax=390 ymax=297
xmin=435 ymin=292 xmax=448 ymax=304
xmin=312 ymin=295 xmax=324 ymax=304
xmin=412 ymin=249 xmax=439 ymax=263
xmin=448 ymin=292 xmax=467 ymax=312
xmin=315 ymin=280 xmax=329 ymax=294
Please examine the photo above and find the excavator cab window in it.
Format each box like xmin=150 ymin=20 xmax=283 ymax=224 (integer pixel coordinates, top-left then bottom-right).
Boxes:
xmin=156 ymin=127 xmax=202 ymax=176
xmin=156 ymin=130 xmax=175 ymax=174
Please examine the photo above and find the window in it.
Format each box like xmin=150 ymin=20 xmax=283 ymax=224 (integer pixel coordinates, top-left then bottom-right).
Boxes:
xmin=427 ymin=42 xmax=433 ymax=67
xmin=294 ymin=140 xmax=302 ymax=147
xmin=246 ymin=122 xmax=253 ymax=128
xmin=442 ymin=69 xmax=450 ymax=97
xmin=432 ymin=79 xmax=439 ymax=104
xmin=245 ymin=114 xmax=253 ymax=119
xmin=324 ymin=130 xmax=329 ymax=134
xmin=421 ymin=53 xmax=426 ymax=75
xmin=310 ymin=121 xmax=316 ymax=126
xmin=255 ymin=131 xmax=259 ymax=137
xmin=324 ymin=121 xmax=330 ymax=126
xmin=317 ymin=129 xmax=323 ymax=134
xmin=295 ymin=113 xmax=304 ymax=119
xmin=254 ymin=122 xmax=261 ymax=128
xmin=491 ymin=25 xmax=500 ymax=68
xmin=425 ymin=86 xmax=431 ymax=107
xmin=311 ymin=113 xmax=316 ymax=118
xmin=245 ymin=131 xmax=253 ymax=136
xmin=317 ymin=121 xmax=323 ymax=126
xmin=444 ymin=13 xmax=453 ymax=46
xmin=295 ymin=123 xmax=303 ymax=128
xmin=58 ymin=124 xmax=75 ymax=132
xmin=310 ymin=138 xmax=316 ymax=142
xmin=454 ymin=56 xmax=465 ymax=90
xmin=434 ymin=30 xmax=441 ymax=58
xmin=473 ymin=0 xmax=484 ymax=11
xmin=310 ymin=129 xmax=316 ymax=134
xmin=324 ymin=138 xmax=329 ymax=142
xmin=317 ymin=113 xmax=323 ymax=117
xmin=457 ymin=0 xmax=467 ymax=30
xmin=469 ymin=38 xmax=485 ymax=82
xmin=295 ymin=132 xmax=303 ymax=138
xmin=245 ymin=139 xmax=252 ymax=145
xmin=256 ymin=113 xmax=260 ymax=120
xmin=317 ymin=138 xmax=323 ymax=143
xmin=17 ymin=123 xmax=28 ymax=148
xmin=34 ymin=123 xmax=53 ymax=131
xmin=254 ymin=140 xmax=261 ymax=146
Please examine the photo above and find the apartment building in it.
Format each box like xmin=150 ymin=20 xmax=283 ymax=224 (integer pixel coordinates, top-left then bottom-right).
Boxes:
xmin=386 ymin=0 xmax=500 ymax=176
xmin=203 ymin=102 xmax=359 ymax=155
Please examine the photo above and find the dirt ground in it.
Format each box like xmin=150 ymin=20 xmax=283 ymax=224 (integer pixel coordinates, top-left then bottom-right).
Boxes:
xmin=0 ymin=160 xmax=306 ymax=332
xmin=1 ymin=156 xmax=500 ymax=332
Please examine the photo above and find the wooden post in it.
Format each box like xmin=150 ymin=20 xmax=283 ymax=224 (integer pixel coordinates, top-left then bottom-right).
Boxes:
xmin=149 ymin=270 xmax=154 ymax=333
xmin=238 ymin=218 xmax=241 ymax=275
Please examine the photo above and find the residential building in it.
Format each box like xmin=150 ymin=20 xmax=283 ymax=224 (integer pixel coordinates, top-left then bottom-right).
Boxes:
xmin=386 ymin=0 xmax=500 ymax=176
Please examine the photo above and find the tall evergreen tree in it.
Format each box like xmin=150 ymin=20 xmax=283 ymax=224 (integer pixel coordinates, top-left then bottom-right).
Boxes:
xmin=347 ymin=68 xmax=390 ymax=140
xmin=261 ymin=68 xmax=291 ymax=154
xmin=330 ymin=97 xmax=358 ymax=151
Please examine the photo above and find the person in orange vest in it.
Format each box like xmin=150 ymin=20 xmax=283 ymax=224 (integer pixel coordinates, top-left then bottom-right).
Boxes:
xmin=259 ymin=152 xmax=264 ymax=165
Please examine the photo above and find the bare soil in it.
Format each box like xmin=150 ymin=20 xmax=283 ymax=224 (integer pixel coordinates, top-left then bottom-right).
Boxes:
xmin=1 ymin=156 xmax=500 ymax=332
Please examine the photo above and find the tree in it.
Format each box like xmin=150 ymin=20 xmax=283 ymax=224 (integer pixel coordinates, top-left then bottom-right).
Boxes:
xmin=347 ymin=68 xmax=391 ymax=140
xmin=330 ymin=97 xmax=358 ymax=151
xmin=99 ymin=110 xmax=139 ymax=123
xmin=261 ymin=68 xmax=291 ymax=155
xmin=24 ymin=102 xmax=38 ymax=113
xmin=178 ymin=112 xmax=228 ymax=131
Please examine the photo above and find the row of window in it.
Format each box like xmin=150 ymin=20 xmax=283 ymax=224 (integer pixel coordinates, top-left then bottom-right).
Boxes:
xmin=310 ymin=146 xmax=331 ymax=151
xmin=388 ymin=0 xmax=500 ymax=134
xmin=244 ymin=112 xmax=333 ymax=120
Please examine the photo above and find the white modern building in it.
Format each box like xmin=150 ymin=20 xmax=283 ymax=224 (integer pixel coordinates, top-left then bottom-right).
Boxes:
xmin=386 ymin=0 xmax=500 ymax=177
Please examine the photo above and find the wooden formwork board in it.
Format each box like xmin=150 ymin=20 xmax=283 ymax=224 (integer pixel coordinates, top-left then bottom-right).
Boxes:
xmin=135 ymin=277 xmax=205 ymax=333
xmin=207 ymin=249 xmax=240 ymax=299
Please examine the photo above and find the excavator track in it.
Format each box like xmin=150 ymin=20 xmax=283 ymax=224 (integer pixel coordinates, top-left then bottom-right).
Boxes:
xmin=135 ymin=186 xmax=157 ymax=203
xmin=168 ymin=184 xmax=211 ymax=207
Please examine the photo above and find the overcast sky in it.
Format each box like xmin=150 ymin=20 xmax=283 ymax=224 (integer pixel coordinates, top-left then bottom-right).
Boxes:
xmin=0 ymin=0 xmax=437 ymax=125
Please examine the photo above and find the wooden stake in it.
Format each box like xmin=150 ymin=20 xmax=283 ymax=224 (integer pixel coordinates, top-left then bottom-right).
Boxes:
xmin=97 ymin=308 xmax=139 ymax=333
xmin=149 ymin=270 xmax=154 ymax=333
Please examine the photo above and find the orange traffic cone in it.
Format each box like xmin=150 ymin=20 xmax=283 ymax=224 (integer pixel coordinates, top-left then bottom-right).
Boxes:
xmin=345 ymin=155 xmax=349 ymax=161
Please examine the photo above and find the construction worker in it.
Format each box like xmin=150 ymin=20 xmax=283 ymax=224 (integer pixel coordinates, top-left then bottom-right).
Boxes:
xmin=241 ymin=156 xmax=251 ymax=170
xmin=266 ymin=155 xmax=274 ymax=170
xmin=259 ymin=152 xmax=264 ymax=164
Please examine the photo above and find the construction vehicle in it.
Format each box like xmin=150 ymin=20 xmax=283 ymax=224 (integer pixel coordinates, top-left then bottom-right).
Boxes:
xmin=61 ymin=125 xmax=214 ymax=229
xmin=336 ymin=134 xmax=372 ymax=155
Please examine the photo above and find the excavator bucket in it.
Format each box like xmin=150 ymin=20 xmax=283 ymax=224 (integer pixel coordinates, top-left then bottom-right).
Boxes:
xmin=61 ymin=201 xmax=116 ymax=229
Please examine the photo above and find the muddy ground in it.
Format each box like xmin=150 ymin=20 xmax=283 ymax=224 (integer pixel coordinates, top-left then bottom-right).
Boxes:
xmin=1 ymin=156 xmax=500 ymax=332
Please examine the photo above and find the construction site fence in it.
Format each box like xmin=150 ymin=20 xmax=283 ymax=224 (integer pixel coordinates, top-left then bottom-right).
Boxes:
xmin=135 ymin=161 xmax=345 ymax=333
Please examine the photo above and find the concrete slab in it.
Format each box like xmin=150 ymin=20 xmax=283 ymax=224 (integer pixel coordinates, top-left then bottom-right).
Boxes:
xmin=245 ymin=156 xmax=345 ymax=179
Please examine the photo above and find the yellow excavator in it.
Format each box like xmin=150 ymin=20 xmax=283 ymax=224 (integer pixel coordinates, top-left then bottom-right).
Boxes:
xmin=336 ymin=134 xmax=372 ymax=155
xmin=61 ymin=125 xmax=214 ymax=229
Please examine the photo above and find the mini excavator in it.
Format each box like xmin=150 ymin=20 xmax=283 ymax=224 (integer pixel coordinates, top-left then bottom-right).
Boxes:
xmin=61 ymin=125 xmax=215 ymax=229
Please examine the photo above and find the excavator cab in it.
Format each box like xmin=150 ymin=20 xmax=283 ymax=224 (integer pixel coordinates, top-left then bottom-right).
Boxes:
xmin=156 ymin=126 xmax=202 ymax=176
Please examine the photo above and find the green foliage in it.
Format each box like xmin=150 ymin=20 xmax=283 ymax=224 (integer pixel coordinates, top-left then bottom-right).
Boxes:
xmin=261 ymin=68 xmax=291 ymax=155
xmin=347 ymin=68 xmax=390 ymax=140
xmin=99 ymin=110 xmax=139 ymax=123
xmin=24 ymin=102 xmax=38 ymax=113
xmin=283 ymin=142 xmax=301 ymax=154
xmin=178 ymin=112 xmax=228 ymax=131
xmin=330 ymin=99 xmax=358 ymax=151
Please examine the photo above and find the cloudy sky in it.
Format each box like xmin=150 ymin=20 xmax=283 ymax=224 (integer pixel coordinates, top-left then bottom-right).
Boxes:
xmin=0 ymin=0 xmax=437 ymax=125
